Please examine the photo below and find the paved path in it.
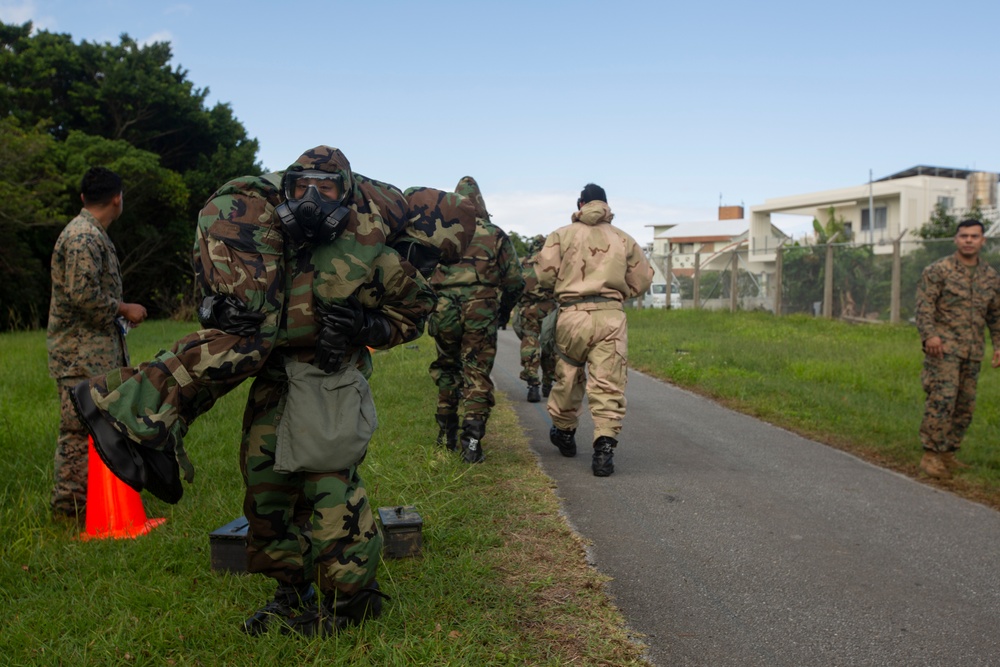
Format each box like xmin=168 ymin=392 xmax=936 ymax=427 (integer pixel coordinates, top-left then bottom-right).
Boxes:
xmin=491 ymin=329 xmax=1000 ymax=667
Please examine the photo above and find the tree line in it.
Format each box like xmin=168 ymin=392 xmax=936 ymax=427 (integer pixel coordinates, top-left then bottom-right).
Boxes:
xmin=0 ymin=20 xmax=261 ymax=331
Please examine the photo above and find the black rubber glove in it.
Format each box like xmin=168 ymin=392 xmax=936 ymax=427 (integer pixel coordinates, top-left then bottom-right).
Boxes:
xmin=315 ymin=297 xmax=392 ymax=373
xmin=197 ymin=295 xmax=265 ymax=337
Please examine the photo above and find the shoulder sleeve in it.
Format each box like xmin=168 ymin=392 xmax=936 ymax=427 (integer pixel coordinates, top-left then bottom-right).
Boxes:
xmin=915 ymin=262 xmax=943 ymax=342
xmin=62 ymin=227 xmax=119 ymax=327
xmin=623 ymin=236 xmax=654 ymax=298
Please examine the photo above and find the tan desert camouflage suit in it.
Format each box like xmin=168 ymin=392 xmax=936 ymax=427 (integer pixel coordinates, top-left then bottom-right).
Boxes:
xmin=47 ymin=208 xmax=129 ymax=516
xmin=536 ymin=200 xmax=652 ymax=441
xmin=77 ymin=147 xmax=471 ymax=598
xmin=916 ymin=253 xmax=1000 ymax=453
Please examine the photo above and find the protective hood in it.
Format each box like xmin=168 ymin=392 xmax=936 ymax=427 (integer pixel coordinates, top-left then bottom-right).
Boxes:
xmin=275 ymin=146 xmax=356 ymax=245
xmin=571 ymin=200 xmax=614 ymax=226
xmin=398 ymin=186 xmax=478 ymax=275
xmin=455 ymin=175 xmax=490 ymax=220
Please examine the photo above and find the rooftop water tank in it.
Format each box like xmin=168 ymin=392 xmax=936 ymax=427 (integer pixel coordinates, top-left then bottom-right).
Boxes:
xmin=966 ymin=172 xmax=998 ymax=208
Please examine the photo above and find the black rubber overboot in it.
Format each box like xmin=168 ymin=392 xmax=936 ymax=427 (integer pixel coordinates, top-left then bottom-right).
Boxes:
xmin=70 ymin=379 xmax=185 ymax=504
xmin=460 ymin=417 xmax=487 ymax=464
xmin=592 ymin=436 xmax=617 ymax=477
xmin=526 ymin=384 xmax=541 ymax=403
xmin=320 ymin=581 xmax=390 ymax=636
xmin=242 ymin=583 xmax=318 ymax=636
xmin=549 ymin=426 xmax=577 ymax=457
xmin=435 ymin=413 xmax=459 ymax=451
xmin=70 ymin=380 xmax=146 ymax=493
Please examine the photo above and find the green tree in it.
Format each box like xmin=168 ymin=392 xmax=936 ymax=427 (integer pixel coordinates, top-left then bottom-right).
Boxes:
xmin=917 ymin=201 xmax=991 ymax=239
xmin=0 ymin=118 xmax=63 ymax=329
xmin=0 ymin=20 xmax=262 ymax=329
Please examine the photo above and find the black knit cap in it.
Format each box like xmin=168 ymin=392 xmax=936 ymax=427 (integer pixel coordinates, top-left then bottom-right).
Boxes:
xmin=579 ymin=183 xmax=607 ymax=204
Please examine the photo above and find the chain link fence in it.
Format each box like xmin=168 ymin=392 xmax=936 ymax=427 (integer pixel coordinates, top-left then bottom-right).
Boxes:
xmin=645 ymin=238 xmax=1000 ymax=320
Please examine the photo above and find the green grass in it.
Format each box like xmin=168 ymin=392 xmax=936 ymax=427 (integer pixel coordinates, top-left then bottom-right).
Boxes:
xmin=0 ymin=322 xmax=649 ymax=666
xmin=628 ymin=308 xmax=1000 ymax=504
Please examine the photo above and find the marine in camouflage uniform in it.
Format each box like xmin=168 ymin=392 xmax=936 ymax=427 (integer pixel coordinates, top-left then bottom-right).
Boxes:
xmin=915 ymin=219 xmax=1000 ymax=479
xmin=72 ymin=147 xmax=460 ymax=635
xmin=516 ymin=235 xmax=557 ymax=402
xmin=427 ymin=176 xmax=524 ymax=463
xmin=46 ymin=167 xmax=146 ymax=519
xmin=536 ymin=184 xmax=652 ymax=477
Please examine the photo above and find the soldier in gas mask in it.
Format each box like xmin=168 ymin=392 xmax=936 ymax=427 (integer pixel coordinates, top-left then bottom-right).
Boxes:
xmin=72 ymin=146 xmax=474 ymax=635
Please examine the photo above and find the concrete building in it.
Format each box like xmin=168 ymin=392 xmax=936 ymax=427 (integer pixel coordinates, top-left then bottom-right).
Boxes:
xmin=650 ymin=206 xmax=788 ymax=279
xmin=748 ymin=166 xmax=999 ymax=264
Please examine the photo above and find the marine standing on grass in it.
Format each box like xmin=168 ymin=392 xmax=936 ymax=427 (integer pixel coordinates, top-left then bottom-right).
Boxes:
xmin=428 ymin=176 xmax=524 ymax=463
xmin=915 ymin=218 xmax=1000 ymax=480
xmin=537 ymin=183 xmax=652 ymax=477
xmin=72 ymin=146 xmax=450 ymax=636
xmin=516 ymin=234 xmax=557 ymax=403
xmin=46 ymin=167 xmax=146 ymax=521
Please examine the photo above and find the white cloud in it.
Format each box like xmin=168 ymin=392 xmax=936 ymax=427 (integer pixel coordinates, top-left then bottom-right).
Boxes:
xmin=488 ymin=190 xmax=713 ymax=246
xmin=140 ymin=30 xmax=174 ymax=48
xmin=0 ymin=0 xmax=56 ymax=30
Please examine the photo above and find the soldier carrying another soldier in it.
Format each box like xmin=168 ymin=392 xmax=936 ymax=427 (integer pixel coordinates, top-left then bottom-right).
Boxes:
xmin=427 ymin=176 xmax=524 ymax=463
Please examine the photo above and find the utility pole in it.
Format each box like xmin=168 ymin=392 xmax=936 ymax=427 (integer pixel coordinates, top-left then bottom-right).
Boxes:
xmin=869 ymin=169 xmax=875 ymax=244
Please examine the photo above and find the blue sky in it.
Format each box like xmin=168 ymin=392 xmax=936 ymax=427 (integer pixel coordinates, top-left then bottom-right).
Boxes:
xmin=4 ymin=0 xmax=1000 ymax=243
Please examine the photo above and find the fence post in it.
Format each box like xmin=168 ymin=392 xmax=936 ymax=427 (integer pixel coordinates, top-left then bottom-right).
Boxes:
xmin=693 ymin=252 xmax=701 ymax=310
xmin=890 ymin=232 xmax=905 ymax=323
xmin=821 ymin=233 xmax=842 ymax=319
xmin=666 ymin=252 xmax=673 ymax=309
xmin=823 ymin=242 xmax=834 ymax=318
xmin=774 ymin=243 xmax=785 ymax=315
xmin=730 ymin=251 xmax=739 ymax=313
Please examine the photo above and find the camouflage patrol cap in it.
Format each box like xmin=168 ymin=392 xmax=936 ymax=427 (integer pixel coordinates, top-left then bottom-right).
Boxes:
xmin=455 ymin=176 xmax=489 ymax=219
xmin=286 ymin=146 xmax=355 ymax=198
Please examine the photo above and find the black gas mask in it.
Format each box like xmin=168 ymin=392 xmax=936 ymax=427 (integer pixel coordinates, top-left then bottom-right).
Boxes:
xmin=275 ymin=169 xmax=350 ymax=245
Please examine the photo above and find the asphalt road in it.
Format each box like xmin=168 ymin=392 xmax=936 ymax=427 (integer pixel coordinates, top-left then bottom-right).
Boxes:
xmin=491 ymin=329 xmax=1000 ymax=667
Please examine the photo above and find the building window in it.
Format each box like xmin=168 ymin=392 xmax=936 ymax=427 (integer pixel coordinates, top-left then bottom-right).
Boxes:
xmin=861 ymin=206 xmax=887 ymax=231
xmin=937 ymin=196 xmax=954 ymax=209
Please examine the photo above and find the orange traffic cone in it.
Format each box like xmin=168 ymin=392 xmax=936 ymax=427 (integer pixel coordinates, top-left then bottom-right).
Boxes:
xmin=80 ymin=436 xmax=166 ymax=540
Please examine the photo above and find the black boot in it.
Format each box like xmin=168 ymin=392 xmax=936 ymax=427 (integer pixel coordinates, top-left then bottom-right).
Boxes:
xmin=592 ymin=436 xmax=617 ymax=477
xmin=71 ymin=380 xmax=184 ymax=504
xmin=548 ymin=426 xmax=577 ymax=457
xmin=542 ymin=383 xmax=552 ymax=398
xmin=242 ymin=583 xmax=318 ymax=636
xmin=320 ymin=581 xmax=390 ymax=635
xmin=460 ymin=417 xmax=486 ymax=464
xmin=71 ymin=380 xmax=145 ymax=493
xmin=526 ymin=384 xmax=541 ymax=403
xmin=435 ymin=413 xmax=459 ymax=451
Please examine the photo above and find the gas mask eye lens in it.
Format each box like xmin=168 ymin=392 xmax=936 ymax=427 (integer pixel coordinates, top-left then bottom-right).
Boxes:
xmin=285 ymin=170 xmax=344 ymax=204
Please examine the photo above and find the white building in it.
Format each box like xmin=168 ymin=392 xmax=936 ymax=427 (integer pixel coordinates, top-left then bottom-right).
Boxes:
xmin=748 ymin=166 xmax=999 ymax=264
xmin=650 ymin=208 xmax=788 ymax=279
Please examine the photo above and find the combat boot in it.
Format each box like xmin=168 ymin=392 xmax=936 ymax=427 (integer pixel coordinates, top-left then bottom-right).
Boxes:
xmin=592 ymin=436 xmax=617 ymax=477
xmin=919 ymin=450 xmax=951 ymax=480
xmin=435 ymin=413 xmax=459 ymax=451
xmin=542 ymin=383 xmax=552 ymax=398
xmin=942 ymin=450 xmax=972 ymax=471
xmin=319 ymin=581 xmax=389 ymax=636
xmin=526 ymin=384 xmax=541 ymax=403
xmin=548 ymin=426 xmax=577 ymax=457
xmin=242 ymin=583 xmax=318 ymax=636
xmin=71 ymin=380 xmax=184 ymax=504
xmin=460 ymin=417 xmax=486 ymax=464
